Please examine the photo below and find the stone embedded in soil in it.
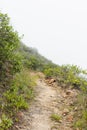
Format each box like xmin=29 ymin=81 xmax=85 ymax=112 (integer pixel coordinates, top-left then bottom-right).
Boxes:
xmin=66 ymin=90 xmax=73 ymax=95
xmin=17 ymin=111 xmax=24 ymax=119
xmin=69 ymin=101 xmax=74 ymax=106
xmin=66 ymin=115 xmax=73 ymax=122
xmin=74 ymin=107 xmax=78 ymax=111
xmin=62 ymin=108 xmax=69 ymax=116
xmin=51 ymin=126 xmax=58 ymax=130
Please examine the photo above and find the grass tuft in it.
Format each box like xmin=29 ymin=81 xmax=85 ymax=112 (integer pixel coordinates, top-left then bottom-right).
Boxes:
xmin=51 ymin=114 xmax=62 ymax=122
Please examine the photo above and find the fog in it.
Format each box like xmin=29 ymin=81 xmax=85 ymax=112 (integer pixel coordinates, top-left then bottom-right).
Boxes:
xmin=0 ymin=0 xmax=87 ymax=69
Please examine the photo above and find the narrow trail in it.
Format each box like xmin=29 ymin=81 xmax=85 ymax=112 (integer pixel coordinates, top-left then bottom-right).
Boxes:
xmin=28 ymin=80 xmax=57 ymax=130
xmin=17 ymin=78 xmax=78 ymax=130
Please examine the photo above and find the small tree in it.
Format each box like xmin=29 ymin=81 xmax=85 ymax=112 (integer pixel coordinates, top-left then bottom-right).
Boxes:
xmin=0 ymin=12 xmax=21 ymax=86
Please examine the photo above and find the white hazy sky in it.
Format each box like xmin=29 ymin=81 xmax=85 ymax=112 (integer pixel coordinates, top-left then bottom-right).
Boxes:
xmin=0 ymin=0 xmax=87 ymax=69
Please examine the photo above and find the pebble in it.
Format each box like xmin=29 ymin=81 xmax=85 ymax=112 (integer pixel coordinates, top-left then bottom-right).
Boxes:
xmin=62 ymin=108 xmax=69 ymax=116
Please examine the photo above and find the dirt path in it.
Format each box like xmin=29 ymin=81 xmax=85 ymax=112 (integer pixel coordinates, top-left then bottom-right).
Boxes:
xmin=17 ymin=79 xmax=78 ymax=130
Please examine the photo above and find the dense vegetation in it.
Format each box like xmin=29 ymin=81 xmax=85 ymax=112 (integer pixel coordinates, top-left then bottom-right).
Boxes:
xmin=43 ymin=64 xmax=87 ymax=129
xmin=0 ymin=13 xmax=21 ymax=86
xmin=18 ymin=42 xmax=56 ymax=71
xmin=15 ymin=44 xmax=87 ymax=129
xmin=0 ymin=12 xmax=36 ymax=130
xmin=0 ymin=12 xmax=87 ymax=129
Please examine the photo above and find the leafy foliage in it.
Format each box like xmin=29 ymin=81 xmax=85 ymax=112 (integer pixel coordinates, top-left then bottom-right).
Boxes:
xmin=0 ymin=69 xmax=36 ymax=129
xmin=0 ymin=12 xmax=34 ymax=129
xmin=0 ymin=12 xmax=21 ymax=86
xmin=43 ymin=64 xmax=87 ymax=129
xmin=0 ymin=114 xmax=13 ymax=130
xmin=19 ymin=43 xmax=55 ymax=71
xmin=43 ymin=64 xmax=86 ymax=88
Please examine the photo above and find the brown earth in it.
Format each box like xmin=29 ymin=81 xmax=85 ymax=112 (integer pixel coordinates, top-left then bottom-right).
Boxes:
xmin=15 ymin=77 xmax=79 ymax=130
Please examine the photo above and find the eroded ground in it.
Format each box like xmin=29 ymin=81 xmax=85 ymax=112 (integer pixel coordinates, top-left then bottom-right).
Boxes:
xmin=16 ymin=78 xmax=78 ymax=130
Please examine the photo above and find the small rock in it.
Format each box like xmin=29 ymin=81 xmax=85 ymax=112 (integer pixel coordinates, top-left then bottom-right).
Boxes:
xmin=62 ymin=93 xmax=67 ymax=98
xmin=69 ymin=101 xmax=74 ymax=106
xmin=67 ymin=115 xmax=73 ymax=122
xmin=66 ymin=90 xmax=72 ymax=95
xmin=62 ymin=108 xmax=69 ymax=116
xmin=15 ymin=125 xmax=19 ymax=130
xmin=49 ymin=78 xmax=56 ymax=84
xmin=76 ymin=128 xmax=80 ymax=130
xmin=51 ymin=126 xmax=58 ymax=130
xmin=74 ymin=107 xmax=78 ymax=111
xmin=58 ymin=120 xmax=62 ymax=123
xmin=17 ymin=111 xmax=24 ymax=118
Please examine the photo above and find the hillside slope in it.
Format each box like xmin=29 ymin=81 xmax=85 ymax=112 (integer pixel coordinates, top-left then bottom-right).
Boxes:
xmin=1 ymin=12 xmax=87 ymax=130
xmin=15 ymin=75 xmax=79 ymax=130
xmin=19 ymin=43 xmax=57 ymax=71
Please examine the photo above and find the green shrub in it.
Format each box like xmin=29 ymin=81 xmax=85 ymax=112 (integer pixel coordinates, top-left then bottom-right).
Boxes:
xmin=3 ymin=69 xmax=36 ymax=113
xmin=0 ymin=114 xmax=13 ymax=130
xmin=11 ymin=69 xmax=36 ymax=100
xmin=74 ymin=120 xmax=84 ymax=129
xmin=4 ymin=89 xmax=28 ymax=112
xmin=44 ymin=64 xmax=87 ymax=129
xmin=1 ymin=68 xmax=37 ymax=129
xmin=0 ymin=12 xmax=22 ymax=86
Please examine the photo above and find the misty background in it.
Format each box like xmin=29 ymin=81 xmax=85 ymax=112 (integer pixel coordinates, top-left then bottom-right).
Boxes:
xmin=0 ymin=0 xmax=87 ymax=69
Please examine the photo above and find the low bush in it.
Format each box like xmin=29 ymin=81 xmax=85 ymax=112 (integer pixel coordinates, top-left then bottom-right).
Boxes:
xmin=0 ymin=114 xmax=13 ymax=130
xmin=1 ymin=69 xmax=36 ymax=129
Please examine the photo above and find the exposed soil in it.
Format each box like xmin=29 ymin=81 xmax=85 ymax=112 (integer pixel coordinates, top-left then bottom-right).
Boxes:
xmin=16 ymin=77 xmax=78 ymax=130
